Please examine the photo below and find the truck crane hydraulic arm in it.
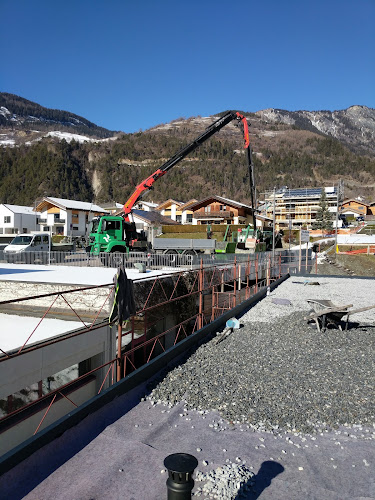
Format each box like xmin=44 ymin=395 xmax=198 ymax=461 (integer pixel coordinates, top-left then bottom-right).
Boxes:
xmin=122 ymin=111 xmax=251 ymax=220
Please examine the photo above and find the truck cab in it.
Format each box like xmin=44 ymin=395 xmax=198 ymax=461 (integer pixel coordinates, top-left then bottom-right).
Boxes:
xmin=88 ymin=216 xmax=147 ymax=256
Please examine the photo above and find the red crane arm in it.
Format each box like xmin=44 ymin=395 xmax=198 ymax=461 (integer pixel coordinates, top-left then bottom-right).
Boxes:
xmin=123 ymin=169 xmax=166 ymax=218
xmin=121 ymin=111 xmax=251 ymax=221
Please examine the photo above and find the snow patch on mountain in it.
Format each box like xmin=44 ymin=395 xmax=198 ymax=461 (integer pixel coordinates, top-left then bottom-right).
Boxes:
xmin=44 ymin=131 xmax=99 ymax=143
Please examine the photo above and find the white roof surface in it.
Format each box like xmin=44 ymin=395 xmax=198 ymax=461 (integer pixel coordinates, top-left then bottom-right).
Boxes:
xmin=0 ymin=264 xmax=187 ymax=353
xmin=0 ymin=263 xmax=185 ymax=285
xmin=3 ymin=204 xmax=39 ymax=215
xmin=46 ymin=197 xmax=109 ymax=213
xmin=219 ymin=195 xmax=252 ymax=209
xmin=337 ymin=234 xmax=375 ymax=244
xmin=0 ymin=313 xmax=84 ymax=353
xmin=0 ymin=263 xmax=117 ymax=285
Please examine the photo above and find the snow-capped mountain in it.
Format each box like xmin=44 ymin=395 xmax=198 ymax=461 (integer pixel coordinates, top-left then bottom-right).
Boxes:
xmin=0 ymin=92 xmax=117 ymax=147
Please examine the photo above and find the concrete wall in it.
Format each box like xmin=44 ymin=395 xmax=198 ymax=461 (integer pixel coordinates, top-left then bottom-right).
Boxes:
xmin=0 ymin=323 xmax=115 ymax=399
xmin=0 ymin=322 xmax=115 ymax=455
xmin=0 ymin=282 xmax=113 ymax=314
xmin=1 ymin=379 xmax=97 ymax=456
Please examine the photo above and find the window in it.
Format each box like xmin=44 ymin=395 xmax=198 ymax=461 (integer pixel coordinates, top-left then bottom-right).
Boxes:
xmin=186 ymin=214 xmax=193 ymax=223
xmin=34 ymin=235 xmax=41 ymax=245
xmin=104 ymin=220 xmax=120 ymax=231
xmin=4 ymin=216 xmax=10 ymax=224
xmin=54 ymin=213 xmax=60 ymax=220
xmin=0 ymin=359 xmax=92 ymax=416
xmin=42 ymin=235 xmax=49 ymax=244
xmin=11 ymin=235 xmax=32 ymax=245
xmin=176 ymin=215 xmax=182 ymax=222
xmin=73 ymin=226 xmax=79 ymax=230
xmin=23 ymin=228 xmax=27 ymax=233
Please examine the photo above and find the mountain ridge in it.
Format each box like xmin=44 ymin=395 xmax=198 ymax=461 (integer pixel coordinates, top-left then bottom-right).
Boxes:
xmin=0 ymin=92 xmax=117 ymax=140
xmin=0 ymin=94 xmax=374 ymax=206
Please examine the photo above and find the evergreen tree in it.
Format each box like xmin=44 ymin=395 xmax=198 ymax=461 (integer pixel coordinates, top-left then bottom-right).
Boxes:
xmin=313 ymin=189 xmax=333 ymax=230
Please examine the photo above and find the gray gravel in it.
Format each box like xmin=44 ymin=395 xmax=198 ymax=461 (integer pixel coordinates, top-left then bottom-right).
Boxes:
xmin=149 ymin=277 xmax=375 ymax=435
xmin=241 ymin=275 xmax=375 ymax=324
xmin=195 ymin=462 xmax=255 ymax=499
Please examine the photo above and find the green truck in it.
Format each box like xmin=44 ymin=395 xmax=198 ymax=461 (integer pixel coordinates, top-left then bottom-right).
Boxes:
xmin=87 ymin=111 xmax=254 ymax=262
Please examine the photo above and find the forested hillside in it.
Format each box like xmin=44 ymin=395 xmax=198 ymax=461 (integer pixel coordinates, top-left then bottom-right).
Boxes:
xmin=0 ymin=95 xmax=374 ymax=206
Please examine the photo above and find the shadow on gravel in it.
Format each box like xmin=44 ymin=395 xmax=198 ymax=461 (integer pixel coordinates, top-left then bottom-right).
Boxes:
xmin=235 ymin=460 xmax=284 ymax=499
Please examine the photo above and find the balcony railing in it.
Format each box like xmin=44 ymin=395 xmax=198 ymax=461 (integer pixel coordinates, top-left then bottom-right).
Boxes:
xmin=54 ymin=218 xmax=66 ymax=224
xmin=194 ymin=211 xmax=233 ymax=220
xmin=37 ymin=218 xmax=47 ymax=224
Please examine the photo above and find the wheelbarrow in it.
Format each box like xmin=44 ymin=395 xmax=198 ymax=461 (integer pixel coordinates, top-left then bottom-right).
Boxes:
xmin=306 ymin=299 xmax=375 ymax=332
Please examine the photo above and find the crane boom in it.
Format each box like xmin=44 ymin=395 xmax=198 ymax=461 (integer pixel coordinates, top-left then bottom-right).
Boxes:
xmin=122 ymin=111 xmax=250 ymax=219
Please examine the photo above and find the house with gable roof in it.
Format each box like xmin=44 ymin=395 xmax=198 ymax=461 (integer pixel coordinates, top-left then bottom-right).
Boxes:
xmin=340 ymin=198 xmax=370 ymax=219
xmin=0 ymin=204 xmax=40 ymax=240
xmin=34 ymin=197 xmax=109 ymax=236
xmin=155 ymin=199 xmax=184 ymax=222
xmin=179 ymin=199 xmax=198 ymax=224
xmin=133 ymin=201 xmax=159 ymax=212
xmin=188 ymin=196 xmax=254 ymax=226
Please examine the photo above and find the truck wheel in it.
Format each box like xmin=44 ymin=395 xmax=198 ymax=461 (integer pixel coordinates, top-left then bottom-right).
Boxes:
xmin=183 ymin=250 xmax=197 ymax=256
xmin=110 ymin=250 xmax=126 ymax=267
xmin=163 ymin=249 xmax=178 ymax=265
xmin=100 ymin=253 xmax=111 ymax=267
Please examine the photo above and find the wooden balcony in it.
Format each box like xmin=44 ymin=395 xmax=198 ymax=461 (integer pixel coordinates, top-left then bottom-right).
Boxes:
xmin=194 ymin=211 xmax=233 ymax=220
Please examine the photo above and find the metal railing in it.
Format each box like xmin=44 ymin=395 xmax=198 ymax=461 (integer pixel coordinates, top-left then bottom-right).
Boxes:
xmin=0 ymin=248 xmax=315 ymax=273
xmin=0 ymin=250 xmax=317 ymax=446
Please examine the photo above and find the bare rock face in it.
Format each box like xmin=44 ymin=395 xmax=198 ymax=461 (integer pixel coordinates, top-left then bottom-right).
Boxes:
xmin=256 ymin=105 xmax=375 ymax=154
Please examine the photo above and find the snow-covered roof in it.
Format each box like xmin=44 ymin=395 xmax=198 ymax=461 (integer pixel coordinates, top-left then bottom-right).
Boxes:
xmin=2 ymin=204 xmax=39 ymax=215
xmin=0 ymin=313 xmax=84 ymax=354
xmin=37 ymin=197 xmax=109 ymax=213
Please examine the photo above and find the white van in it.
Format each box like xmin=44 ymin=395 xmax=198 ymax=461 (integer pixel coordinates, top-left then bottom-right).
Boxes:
xmin=3 ymin=233 xmax=51 ymax=263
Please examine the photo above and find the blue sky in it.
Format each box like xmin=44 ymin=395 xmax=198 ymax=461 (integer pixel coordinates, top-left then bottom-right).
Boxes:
xmin=1 ymin=0 xmax=374 ymax=133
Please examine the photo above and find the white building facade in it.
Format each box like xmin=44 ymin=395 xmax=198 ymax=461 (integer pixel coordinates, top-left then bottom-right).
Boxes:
xmin=0 ymin=204 xmax=40 ymax=237
xmin=35 ymin=197 xmax=109 ymax=237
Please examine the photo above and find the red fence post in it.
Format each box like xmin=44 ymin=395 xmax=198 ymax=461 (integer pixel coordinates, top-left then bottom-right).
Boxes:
xmin=246 ymin=255 xmax=250 ymax=299
xmin=233 ymin=257 xmax=237 ymax=308
xmin=198 ymin=259 xmax=203 ymax=330
xmin=211 ymin=285 xmax=215 ymax=322
xmin=117 ymin=323 xmax=122 ymax=382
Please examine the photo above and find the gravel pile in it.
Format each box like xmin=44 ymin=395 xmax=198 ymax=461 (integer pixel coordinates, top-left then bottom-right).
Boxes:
xmin=195 ymin=462 xmax=255 ymax=499
xmin=240 ymin=275 xmax=375 ymax=324
xmin=148 ymin=277 xmax=375 ymax=435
